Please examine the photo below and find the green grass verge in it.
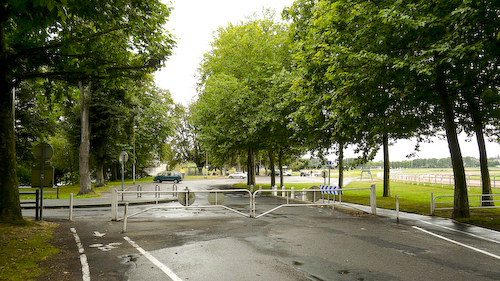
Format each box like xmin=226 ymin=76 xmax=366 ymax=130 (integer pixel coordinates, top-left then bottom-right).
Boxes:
xmin=0 ymin=221 xmax=59 ymax=281
xmin=236 ymin=180 xmax=500 ymax=231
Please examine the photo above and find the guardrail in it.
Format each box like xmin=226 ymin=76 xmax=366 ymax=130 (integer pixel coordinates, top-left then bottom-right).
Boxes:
xmin=252 ymin=184 xmax=376 ymax=218
xmin=112 ymin=188 xmax=253 ymax=221
xmin=430 ymin=192 xmax=500 ymax=215
xmin=20 ymin=190 xmax=41 ymax=220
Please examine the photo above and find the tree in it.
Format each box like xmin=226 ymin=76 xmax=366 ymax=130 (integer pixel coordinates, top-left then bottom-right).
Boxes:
xmin=195 ymin=11 xmax=296 ymax=186
xmin=0 ymin=0 xmax=175 ymax=221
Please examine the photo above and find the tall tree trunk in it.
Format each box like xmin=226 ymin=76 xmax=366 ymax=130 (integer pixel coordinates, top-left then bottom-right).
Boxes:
xmin=338 ymin=141 xmax=344 ymax=190
xmin=467 ymin=99 xmax=494 ymax=206
xmin=0 ymin=19 xmax=23 ymax=221
xmin=383 ymin=133 xmax=390 ymax=197
xmin=279 ymin=148 xmax=284 ymax=187
xmin=435 ymin=63 xmax=469 ymax=219
xmin=78 ymin=81 xmax=93 ymax=195
xmin=269 ymin=149 xmax=275 ymax=187
xmin=95 ymin=141 xmax=105 ymax=187
xmin=247 ymin=146 xmax=256 ymax=186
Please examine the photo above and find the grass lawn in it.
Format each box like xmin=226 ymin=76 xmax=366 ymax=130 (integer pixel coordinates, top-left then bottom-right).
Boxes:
xmin=236 ymin=179 xmax=500 ymax=231
xmin=0 ymin=221 xmax=59 ymax=281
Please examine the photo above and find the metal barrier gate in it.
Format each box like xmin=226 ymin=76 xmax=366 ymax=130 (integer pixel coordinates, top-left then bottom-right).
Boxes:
xmin=252 ymin=184 xmax=377 ymax=218
xmin=113 ymin=184 xmax=376 ymax=220
xmin=111 ymin=188 xmax=252 ymax=221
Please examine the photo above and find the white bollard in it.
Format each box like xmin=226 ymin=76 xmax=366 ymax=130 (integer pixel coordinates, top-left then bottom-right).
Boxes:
xmin=302 ymin=188 xmax=306 ymax=201
xmin=69 ymin=193 xmax=73 ymax=221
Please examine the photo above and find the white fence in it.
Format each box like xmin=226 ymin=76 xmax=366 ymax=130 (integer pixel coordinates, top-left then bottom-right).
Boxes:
xmin=430 ymin=192 xmax=500 ymax=215
xmin=391 ymin=173 xmax=500 ymax=188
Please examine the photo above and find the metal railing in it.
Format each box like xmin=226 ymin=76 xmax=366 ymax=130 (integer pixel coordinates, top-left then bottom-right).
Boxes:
xmin=252 ymin=184 xmax=377 ymax=218
xmin=112 ymin=188 xmax=253 ymax=221
xmin=431 ymin=192 xmax=500 ymax=215
xmin=391 ymin=173 xmax=500 ymax=188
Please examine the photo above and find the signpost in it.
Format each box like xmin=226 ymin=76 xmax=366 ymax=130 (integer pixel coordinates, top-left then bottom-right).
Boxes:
xmin=119 ymin=151 xmax=129 ymax=201
xmin=32 ymin=142 xmax=54 ymax=220
xmin=326 ymin=161 xmax=333 ymax=186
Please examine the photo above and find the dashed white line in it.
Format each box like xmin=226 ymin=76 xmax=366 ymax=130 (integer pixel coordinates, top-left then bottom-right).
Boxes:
xmin=412 ymin=226 xmax=500 ymax=260
xmin=70 ymin=228 xmax=91 ymax=281
xmin=124 ymin=236 xmax=183 ymax=281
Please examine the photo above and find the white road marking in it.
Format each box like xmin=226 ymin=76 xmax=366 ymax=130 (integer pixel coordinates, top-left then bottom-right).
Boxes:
xmin=418 ymin=220 xmax=500 ymax=244
xmin=70 ymin=228 xmax=91 ymax=281
xmin=412 ymin=226 xmax=500 ymax=260
xmin=124 ymin=236 xmax=183 ymax=281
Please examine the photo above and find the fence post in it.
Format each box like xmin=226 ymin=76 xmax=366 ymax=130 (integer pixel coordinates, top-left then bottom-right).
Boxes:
xmin=291 ymin=187 xmax=295 ymax=199
xmin=282 ymin=186 xmax=286 ymax=197
xmin=370 ymin=184 xmax=376 ymax=215
xmin=69 ymin=193 xmax=73 ymax=221
xmin=302 ymin=188 xmax=306 ymax=201
xmin=430 ymin=192 xmax=434 ymax=215
xmin=395 ymin=194 xmax=399 ymax=223
xmin=112 ymin=188 xmax=117 ymax=221
xmin=273 ymin=185 xmax=277 ymax=196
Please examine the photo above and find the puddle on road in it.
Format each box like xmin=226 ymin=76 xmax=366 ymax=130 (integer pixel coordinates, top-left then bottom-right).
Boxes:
xmin=281 ymin=256 xmax=399 ymax=281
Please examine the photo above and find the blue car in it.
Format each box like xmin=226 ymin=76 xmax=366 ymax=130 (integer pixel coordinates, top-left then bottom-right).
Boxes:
xmin=153 ymin=171 xmax=182 ymax=183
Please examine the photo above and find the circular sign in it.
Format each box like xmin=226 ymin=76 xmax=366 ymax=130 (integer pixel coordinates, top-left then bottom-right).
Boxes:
xmin=178 ymin=190 xmax=196 ymax=206
xmin=33 ymin=142 xmax=54 ymax=161
xmin=119 ymin=151 xmax=129 ymax=163
xmin=306 ymin=185 xmax=322 ymax=202
xmin=207 ymin=192 xmax=225 ymax=205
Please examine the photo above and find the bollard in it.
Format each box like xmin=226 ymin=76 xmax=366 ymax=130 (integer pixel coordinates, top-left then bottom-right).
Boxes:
xmin=370 ymin=184 xmax=376 ymax=215
xmin=123 ymin=203 xmax=129 ymax=233
xmin=302 ymin=188 xmax=306 ymax=201
xmin=69 ymin=193 xmax=73 ymax=221
xmin=273 ymin=185 xmax=277 ymax=196
xmin=291 ymin=187 xmax=295 ymax=199
xmin=395 ymin=194 xmax=399 ymax=223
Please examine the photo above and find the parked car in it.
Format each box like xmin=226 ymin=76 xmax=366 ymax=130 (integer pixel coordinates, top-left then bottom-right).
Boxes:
xmin=228 ymin=172 xmax=247 ymax=179
xmin=153 ymin=171 xmax=182 ymax=183
xmin=273 ymin=170 xmax=292 ymax=176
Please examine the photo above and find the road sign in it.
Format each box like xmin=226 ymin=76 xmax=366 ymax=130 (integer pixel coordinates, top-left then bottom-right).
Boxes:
xmin=33 ymin=142 xmax=53 ymax=161
xmin=31 ymin=163 xmax=54 ymax=187
xmin=179 ymin=189 xmax=196 ymax=206
xmin=119 ymin=151 xmax=129 ymax=163
xmin=208 ymin=192 xmax=225 ymax=205
xmin=326 ymin=161 xmax=333 ymax=167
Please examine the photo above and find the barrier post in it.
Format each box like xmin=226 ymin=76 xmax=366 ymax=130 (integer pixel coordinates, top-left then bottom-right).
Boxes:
xmin=430 ymin=192 xmax=434 ymax=215
xmin=69 ymin=193 xmax=73 ymax=221
xmin=302 ymin=188 xmax=306 ymax=201
xmin=291 ymin=187 xmax=295 ymax=199
xmin=112 ymin=188 xmax=117 ymax=221
xmin=273 ymin=186 xmax=277 ymax=196
xmin=370 ymin=184 xmax=376 ymax=215
xmin=395 ymin=194 xmax=399 ymax=223
xmin=122 ymin=203 xmax=129 ymax=233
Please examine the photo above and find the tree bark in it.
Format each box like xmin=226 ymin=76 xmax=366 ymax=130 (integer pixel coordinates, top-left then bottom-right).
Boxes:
xmin=279 ymin=148 xmax=284 ymax=187
xmin=269 ymin=149 xmax=275 ymax=188
xmin=383 ymin=133 xmax=390 ymax=197
xmin=435 ymin=63 xmax=469 ymax=219
xmin=0 ymin=16 xmax=23 ymax=222
xmin=247 ymin=145 xmax=256 ymax=186
xmin=0 ymin=19 xmax=23 ymax=222
xmin=338 ymin=142 xmax=344 ymax=190
xmin=467 ymin=99 xmax=494 ymax=206
xmin=78 ymin=81 xmax=93 ymax=195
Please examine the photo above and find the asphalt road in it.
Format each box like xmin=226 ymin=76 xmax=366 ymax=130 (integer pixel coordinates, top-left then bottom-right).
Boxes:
xmin=30 ymin=177 xmax=500 ymax=281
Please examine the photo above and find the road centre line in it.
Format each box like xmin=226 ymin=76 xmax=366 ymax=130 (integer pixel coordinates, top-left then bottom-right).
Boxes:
xmin=124 ymin=236 xmax=183 ymax=281
xmin=418 ymin=220 xmax=500 ymax=244
xmin=70 ymin=228 xmax=91 ymax=281
xmin=412 ymin=226 xmax=500 ymax=260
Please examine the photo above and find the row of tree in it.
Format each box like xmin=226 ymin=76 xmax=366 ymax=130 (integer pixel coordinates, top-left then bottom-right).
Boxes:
xmin=192 ymin=1 xmax=500 ymax=219
xmin=0 ymin=0 xmax=177 ymax=222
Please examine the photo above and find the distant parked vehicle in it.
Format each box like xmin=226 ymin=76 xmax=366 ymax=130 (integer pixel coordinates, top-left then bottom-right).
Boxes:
xmin=153 ymin=171 xmax=182 ymax=183
xmin=273 ymin=170 xmax=292 ymax=176
xmin=228 ymin=172 xmax=247 ymax=179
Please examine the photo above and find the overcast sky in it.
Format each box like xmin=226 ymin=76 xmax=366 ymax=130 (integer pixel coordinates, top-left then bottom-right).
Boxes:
xmin=154 ymin=0 xmax=500 ymax=162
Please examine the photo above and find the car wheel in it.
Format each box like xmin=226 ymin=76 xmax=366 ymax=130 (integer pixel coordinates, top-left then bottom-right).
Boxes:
xmin=241 ymin=176 xmax=244 ymax=179
xmin=159 ymin=180 xmax=162 ymax=183
xmin=229 ymin=176 xmax=233 ymax=179
xmin=174 ymin=179 xmax=179 ymax=183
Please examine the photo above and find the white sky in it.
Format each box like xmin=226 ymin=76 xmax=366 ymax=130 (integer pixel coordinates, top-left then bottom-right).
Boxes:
xmin=154 ymin=0 xmax=500 ymax=162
